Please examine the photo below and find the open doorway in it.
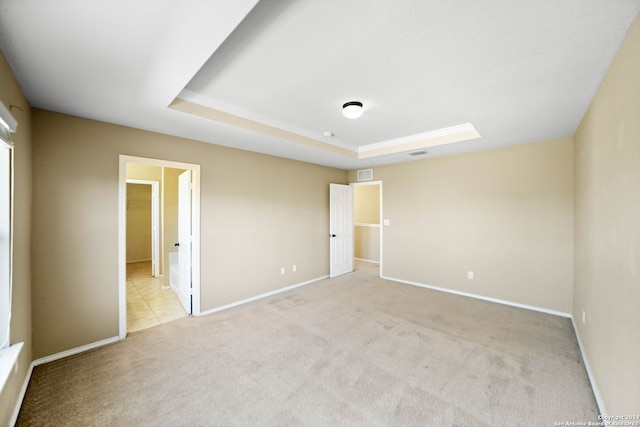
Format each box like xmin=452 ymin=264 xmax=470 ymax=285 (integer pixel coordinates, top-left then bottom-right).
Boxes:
xmin=352 ymin=181 xmax=383 ymax=276
xmin=118 ymin=156 xmax=201 ymax=339
xmin=125 ymin=177 xmax=185 ymax=333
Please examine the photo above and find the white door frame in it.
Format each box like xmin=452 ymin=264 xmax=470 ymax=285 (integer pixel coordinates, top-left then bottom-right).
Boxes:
xmin=350 ymin=181 xmax=383 ymax=277
xmin=118 ymin=155 xmax=201 ymax=339
xmin=126 ymin=179 xmax=160 ymax=277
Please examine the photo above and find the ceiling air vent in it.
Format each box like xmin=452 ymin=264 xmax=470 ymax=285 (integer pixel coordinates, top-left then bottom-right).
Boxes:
xmin=409 ymin=150 xmax=428 ymax=156
xmin=357 ymin=169 xmax=373 ymax=182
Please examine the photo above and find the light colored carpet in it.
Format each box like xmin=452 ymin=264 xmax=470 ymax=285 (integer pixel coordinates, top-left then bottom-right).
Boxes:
xmin=17 ymin=262 xmax=598 ymax=426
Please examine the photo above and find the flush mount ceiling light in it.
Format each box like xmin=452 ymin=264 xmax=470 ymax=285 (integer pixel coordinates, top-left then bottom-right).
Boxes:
xmin=342 ymin=101 xmax=363 ymax=119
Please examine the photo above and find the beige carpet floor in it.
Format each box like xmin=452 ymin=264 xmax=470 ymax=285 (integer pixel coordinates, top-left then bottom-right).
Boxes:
xmin=17 ymin=262 xmax=598 ymax=426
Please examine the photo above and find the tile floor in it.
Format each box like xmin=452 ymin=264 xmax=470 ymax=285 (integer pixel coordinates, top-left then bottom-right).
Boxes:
xmin=126 ymin=261 xmax=187 ymax=333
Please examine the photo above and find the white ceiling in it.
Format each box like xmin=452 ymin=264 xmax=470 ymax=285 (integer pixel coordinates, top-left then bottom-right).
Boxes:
xmin=0 ymin=1 xmax=638 ymax=169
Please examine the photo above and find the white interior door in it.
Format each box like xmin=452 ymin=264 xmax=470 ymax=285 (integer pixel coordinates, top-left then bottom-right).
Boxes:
xmin=330 ymin=183 xmax=354 ymax=278
xmin=177 ymin=170 xmax=192 ymax=314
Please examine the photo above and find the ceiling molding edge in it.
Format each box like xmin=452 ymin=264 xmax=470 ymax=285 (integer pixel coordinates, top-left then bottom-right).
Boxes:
xmin=171 ymin=94 xmax=481 ymax=161
xmin=359 ymin=123 xmax=480 ymax=153
xmin=178 ymin=89 xmax=357 ymax=152
xmin=358 ymin=124 xmax=482 ymax=159
xmin=169 ymin=98 xmax=358 ymax=158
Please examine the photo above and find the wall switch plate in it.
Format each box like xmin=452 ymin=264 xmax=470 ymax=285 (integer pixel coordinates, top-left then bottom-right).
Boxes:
xmin=280 ymin=267 xmax=285 ymax=275
xmin=582 ymin=310 xmax=586 ymax=324
xmin=467 ymin=271 xmax=474 ymax=280
xmin=292 ymin=265 xmax=296 ymax=272
xmin=383 ymin=219 xmax=390 ymax=226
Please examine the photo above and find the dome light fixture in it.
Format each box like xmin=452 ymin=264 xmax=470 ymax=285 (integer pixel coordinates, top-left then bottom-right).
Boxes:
xmin=342 ymin=101 xmax=363 ymax=119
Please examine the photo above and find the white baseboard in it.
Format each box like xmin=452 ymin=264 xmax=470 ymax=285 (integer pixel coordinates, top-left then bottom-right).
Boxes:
xmin=32 ymin=336 xmax=120 ymax=367
xmin=355 ymin=258 xmax=380 ymax=264
xmin=10 ymin=336 xmax=120 ymax=425
xmin=571 ymin=316 xmax=607 ymax=417
xmin=7 ymin=279 xmax=604 ymax=424
xmin=198 ymin=276 xmax=329 ymax=317
xmin=381 ymin=276 xmax=607 ymax=414
xmin=9 ymin=361 xmax=34 ymax=427
xmin=382 ymin=275 xmax=571 ymax=318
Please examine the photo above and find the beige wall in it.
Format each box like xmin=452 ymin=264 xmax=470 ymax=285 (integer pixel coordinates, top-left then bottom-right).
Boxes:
xmin=10 ymin=14 xmax=639 ymax=416
xmin=31 ymin=109 xmax=347 ymax=358
xmin=162 ymin=167 xmax=184 ymax=286
xmin=573 ymin=14 xmax=640 ymax=414
xmin=354 ymin=227 xmax=380 ymax=263
xmin=354 ymin=184 xmax=380 ymax=224
xmin=0 ymin=52 xmax=32 ymax=424
xmin=354 ymin=184 xmax=381 ymax=262
xmin=350 ymin=137 xmax=574 ymax=313
xmin=126 ymin=164 xmax=162 ymax=182
xmin=126 ymin=183 xmax=152 ymax=263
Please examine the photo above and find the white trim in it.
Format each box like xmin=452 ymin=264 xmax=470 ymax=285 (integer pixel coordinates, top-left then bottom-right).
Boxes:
xmin=198 ymin=276 xmax=328 ymax=317
xmin=32 ymin=336 xmax=120 ymax=366
xmin=119 ymin=155 xmax=202 ymax=340
xmin=382 ymin=275 xmax=571 ymax=318
xmin=177 ymin=91 xmax=481 ymax=158
xmin=9 ymin=337 xmax=119 ymax=425
xmin=355 ymin=257 xmax=380 ymax=264
xmin=0 ymin=342 xmax=23 ymax=392
xmin=571 ymin=317 xmax=607 ymax=416
xmin=358 ymin=122 xmax=478 ymax=153
xmin=350 ymin=181 xmax=382 ymax=187
xmin=6 ymin=300 xmax=603 ymax=427
xmin=178 ymin=89 xmax=357 ymax=153
xmin=9 ymin=360 xmax=33 ymax=427
xmin=379 ymin=183 xmax=383 ymax=277
xmin=118 ymin=160 xmax=127 ymax=339
xmin=0 ymin=143 xmax=14 ymax=350
xmin=354 ymin=223 xmax=381 ymax=228
xmin=0 ymin=101 xmax=17 ymax=146
xmin=189 ymin=167 xmax=201 ymax=317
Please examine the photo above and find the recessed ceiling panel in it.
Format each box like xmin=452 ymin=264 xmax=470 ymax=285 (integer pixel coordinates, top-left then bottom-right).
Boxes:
xmin=184 ymin=0 xmax=640 ymax=152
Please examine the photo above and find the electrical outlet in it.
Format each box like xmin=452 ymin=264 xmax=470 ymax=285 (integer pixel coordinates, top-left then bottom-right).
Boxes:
xmin=292 ymin=264 xmax=297 ymax=272
xmin=467 ymin=271 xmax=474 ymax=280
xmin=280 ymin=267 xmax=285 ymax=275
xmin=582 ymin=310 xmax=586 ymax=324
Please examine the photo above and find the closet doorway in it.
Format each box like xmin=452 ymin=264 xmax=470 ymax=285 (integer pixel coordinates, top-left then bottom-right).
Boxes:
xmin=125 ymin=180 xmax=159 ymax=277
xmin=352 ymin=181 xmax=383 ymax=276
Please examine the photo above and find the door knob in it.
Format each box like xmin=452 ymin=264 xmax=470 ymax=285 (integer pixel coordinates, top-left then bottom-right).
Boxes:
xmin=174 ymin=243 xmax=180 ymax=247
xmin=331 ymin=234 xmax=337 ymax=237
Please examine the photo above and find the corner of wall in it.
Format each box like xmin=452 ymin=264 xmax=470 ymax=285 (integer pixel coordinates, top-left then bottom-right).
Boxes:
xmin=571 ymin=12 xmax=640 ymax=415
xmin=0 ymin=49 xmax=34 ymax=426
